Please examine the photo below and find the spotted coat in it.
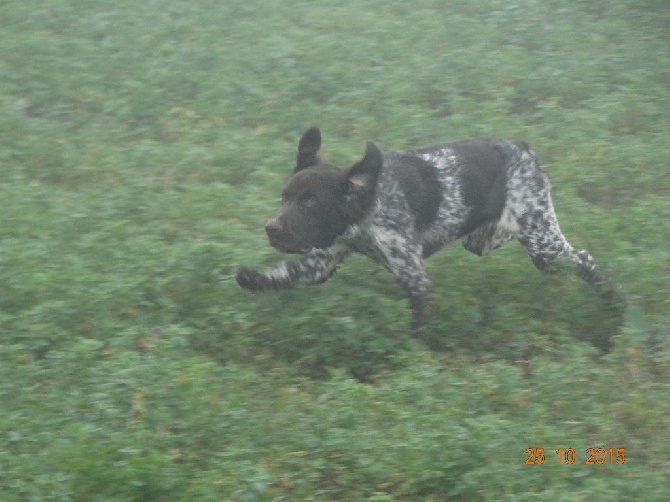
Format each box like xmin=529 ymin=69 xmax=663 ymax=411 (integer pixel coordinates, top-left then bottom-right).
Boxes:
xmin=236 ymin=127 xmax=620 ymax=338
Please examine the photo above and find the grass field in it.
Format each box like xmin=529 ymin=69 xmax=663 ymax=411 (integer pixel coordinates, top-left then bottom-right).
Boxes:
xmin=1 ymin=0 xmax=669 ymax=500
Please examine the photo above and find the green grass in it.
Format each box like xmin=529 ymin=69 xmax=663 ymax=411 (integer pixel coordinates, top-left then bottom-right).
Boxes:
xmin=0 ymin=0 xmax=669 ymax=499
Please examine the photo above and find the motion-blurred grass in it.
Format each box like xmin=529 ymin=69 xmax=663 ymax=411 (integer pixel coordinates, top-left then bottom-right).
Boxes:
xmin=0 ymin=0 xmax=668 ymax=499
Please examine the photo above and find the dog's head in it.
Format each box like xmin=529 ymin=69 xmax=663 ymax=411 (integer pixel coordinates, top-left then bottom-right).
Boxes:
xmin=265 ymin=127 xmax=383 ymax=254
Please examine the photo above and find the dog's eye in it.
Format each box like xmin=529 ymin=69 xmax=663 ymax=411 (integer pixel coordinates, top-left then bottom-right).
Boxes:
xmin=301 ymin=195 xmax=316 ymax=208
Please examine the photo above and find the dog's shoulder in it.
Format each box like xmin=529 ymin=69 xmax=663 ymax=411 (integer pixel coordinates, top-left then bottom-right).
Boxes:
xmin=379 ymin=151 xmax=443 ymax=230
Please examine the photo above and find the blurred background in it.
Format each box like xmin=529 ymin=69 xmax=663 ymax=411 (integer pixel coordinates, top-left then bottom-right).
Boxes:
xmin=0 ymin=0 xmax=668 ymax=499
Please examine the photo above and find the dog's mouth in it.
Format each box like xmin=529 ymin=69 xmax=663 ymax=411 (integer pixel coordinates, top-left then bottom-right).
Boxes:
xmin=268 ymin=237 xmax=313 ymax=255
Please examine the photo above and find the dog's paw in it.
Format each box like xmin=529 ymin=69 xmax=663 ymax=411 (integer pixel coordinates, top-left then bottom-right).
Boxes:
xmin=235 ymin=266 xmax=268 ymax=291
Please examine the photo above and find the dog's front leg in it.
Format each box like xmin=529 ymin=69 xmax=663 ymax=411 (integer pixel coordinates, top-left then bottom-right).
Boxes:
xmin=236 ymin=247 xmax=349 ymax=291
xmin=408 ymin=287 xmax=430 ymax=338
xmin=374 ymin=236 xmax=432 ymax=338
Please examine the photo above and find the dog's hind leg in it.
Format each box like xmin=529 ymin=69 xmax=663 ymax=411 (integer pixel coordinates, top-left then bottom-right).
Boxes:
xmin=515 ymin=193 xmax=624 ymax=311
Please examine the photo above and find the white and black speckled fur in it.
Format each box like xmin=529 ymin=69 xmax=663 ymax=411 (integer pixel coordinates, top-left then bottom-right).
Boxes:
xmin=236 ymin=127 xmax=620 ymax=339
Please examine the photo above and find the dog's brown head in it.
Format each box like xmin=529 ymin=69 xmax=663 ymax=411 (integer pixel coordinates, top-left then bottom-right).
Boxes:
xmin=265 ymin=127 xmax=383 ymax=254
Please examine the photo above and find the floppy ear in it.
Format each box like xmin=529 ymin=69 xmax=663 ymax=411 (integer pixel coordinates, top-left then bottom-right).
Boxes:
xmin=344 ymin=141 xmax=383 ymax=222
xmin=295 ymin=126 xmax=322 ymax=172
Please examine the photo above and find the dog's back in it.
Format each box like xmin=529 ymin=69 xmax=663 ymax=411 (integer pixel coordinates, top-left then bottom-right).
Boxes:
xmin=359 ymin=138 xmax=535 ymax=260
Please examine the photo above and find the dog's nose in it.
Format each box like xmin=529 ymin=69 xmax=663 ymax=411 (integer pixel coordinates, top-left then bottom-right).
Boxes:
xmin=265 ymin=218 xmax=282 ymax=238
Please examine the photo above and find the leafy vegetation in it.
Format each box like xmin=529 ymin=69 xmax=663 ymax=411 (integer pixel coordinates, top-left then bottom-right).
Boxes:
xmin=1 ymin=0 xmax=668 ymax=499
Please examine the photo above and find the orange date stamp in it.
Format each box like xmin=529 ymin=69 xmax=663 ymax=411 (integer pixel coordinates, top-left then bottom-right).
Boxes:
xmin=525 ymin=447 xmax=626 ymax=465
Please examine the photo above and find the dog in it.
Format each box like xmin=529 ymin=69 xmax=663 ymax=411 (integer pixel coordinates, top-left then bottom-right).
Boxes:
xmin=236 ymin=126 xmax=620 ymax=339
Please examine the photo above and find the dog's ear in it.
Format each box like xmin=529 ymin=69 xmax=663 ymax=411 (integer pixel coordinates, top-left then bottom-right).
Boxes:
xmin=344 ymin=141 xmax=383 ymax=222
xmin=295 ymin=126 xmax=322 ymax=172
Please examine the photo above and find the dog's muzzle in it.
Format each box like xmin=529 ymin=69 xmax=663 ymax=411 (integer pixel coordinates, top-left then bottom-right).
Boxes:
xmin=265 ymin=218 xmax=312 ymax=254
